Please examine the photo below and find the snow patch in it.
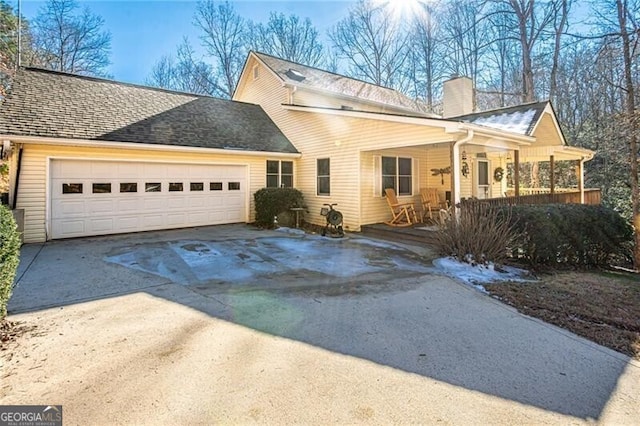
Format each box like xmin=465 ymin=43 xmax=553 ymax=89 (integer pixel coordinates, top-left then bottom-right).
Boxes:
xmin=433 ymin=257 xmax=534 ymax=291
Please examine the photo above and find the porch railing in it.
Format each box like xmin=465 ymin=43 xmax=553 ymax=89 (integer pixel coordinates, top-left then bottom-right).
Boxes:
xmin=459 ymin=188 xmax=601 ymax=208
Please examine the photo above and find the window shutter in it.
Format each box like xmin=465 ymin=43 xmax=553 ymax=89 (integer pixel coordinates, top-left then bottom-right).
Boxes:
xmin=373 ymin=155 xmax=381 ymax=197
xmin=412 ymin=158 xmax=420 ymax=196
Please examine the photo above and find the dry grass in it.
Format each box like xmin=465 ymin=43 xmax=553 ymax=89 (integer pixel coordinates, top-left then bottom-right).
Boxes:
xmin=485 ymin=271 xmax=640 ymax=359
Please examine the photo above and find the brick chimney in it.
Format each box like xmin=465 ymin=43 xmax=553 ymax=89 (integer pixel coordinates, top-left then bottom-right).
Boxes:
xmin=442 ymin=76 xmax=474 ymax=118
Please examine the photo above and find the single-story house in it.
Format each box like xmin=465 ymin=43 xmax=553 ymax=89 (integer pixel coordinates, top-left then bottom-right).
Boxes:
xmin=233 ymin=52 xmax=595 ymax=229
xmin=0 ymin=51 xmax=595 ymax=243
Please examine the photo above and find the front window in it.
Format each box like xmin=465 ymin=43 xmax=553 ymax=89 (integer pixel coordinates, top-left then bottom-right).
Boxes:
xmin=266 ymin=160 xmax=294 ymax=188
xmin=382 ymin=156 xmax=412 ymax=196
xmin=317 ymin=158 xmax=330 ymax=196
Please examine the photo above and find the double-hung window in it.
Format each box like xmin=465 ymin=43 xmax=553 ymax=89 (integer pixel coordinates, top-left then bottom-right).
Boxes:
xmin=382 ymin=156 xmax=412 ymax=196
xmin=317 ymin=158 xmax=330 ymax=196
xmin=266 ymin=160 xmax=293 ymax=188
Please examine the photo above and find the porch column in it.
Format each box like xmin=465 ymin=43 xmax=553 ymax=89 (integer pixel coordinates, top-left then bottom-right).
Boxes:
xmin=514 ymin=150 xmax=520 ymax=197
xmin=578 ymin=159 xmax=585 ymax=204
xmin=450 ymin=142 xmax=457 ymax=205
xmin=549 ymin=155 xmax=555 ymax=195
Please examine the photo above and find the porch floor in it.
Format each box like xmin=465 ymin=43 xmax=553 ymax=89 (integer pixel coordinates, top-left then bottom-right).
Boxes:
xmin=360 ymin=223 xmax=440 ymax=246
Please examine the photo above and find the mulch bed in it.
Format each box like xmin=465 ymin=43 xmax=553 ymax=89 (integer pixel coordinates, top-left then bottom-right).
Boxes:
xmin=485 ymin=271 xmax=640 ymax=360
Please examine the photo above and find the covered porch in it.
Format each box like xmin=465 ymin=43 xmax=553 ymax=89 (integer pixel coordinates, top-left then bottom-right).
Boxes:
xmin=362 ymin=138 xmax=598 ymax=229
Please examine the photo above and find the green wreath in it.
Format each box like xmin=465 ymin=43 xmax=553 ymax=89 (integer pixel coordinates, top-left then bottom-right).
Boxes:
xmin=494 ymin=167 xmax=504 ymax=182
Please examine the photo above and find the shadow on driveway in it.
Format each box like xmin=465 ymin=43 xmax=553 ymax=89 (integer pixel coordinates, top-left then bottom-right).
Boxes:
xmin=8 ymin=225 xmax=636 ymax=421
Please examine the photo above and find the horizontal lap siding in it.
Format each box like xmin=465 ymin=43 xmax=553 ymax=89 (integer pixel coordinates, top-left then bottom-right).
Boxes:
xmin=15 ymin=144 xmax=276 ymax=243
xmin=236 ymin=58 xmax=455 ymax=231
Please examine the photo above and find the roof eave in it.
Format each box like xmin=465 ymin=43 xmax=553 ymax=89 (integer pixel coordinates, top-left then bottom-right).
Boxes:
xmin=282 ymin=104 xmax=533 ymax=144
xmin=2 ymin=135 xmax=302 ymax=158
xmin=283 ymin=81 xmax=436 ymax=118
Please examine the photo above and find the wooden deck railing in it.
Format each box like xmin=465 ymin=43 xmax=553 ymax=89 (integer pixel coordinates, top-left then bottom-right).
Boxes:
xmin=459 ymin=188 xmax=601 ymax=208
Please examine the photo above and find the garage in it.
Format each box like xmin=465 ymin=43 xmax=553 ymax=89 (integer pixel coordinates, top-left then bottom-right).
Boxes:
xmin=50 ymin=159 xmax=247 ymax=239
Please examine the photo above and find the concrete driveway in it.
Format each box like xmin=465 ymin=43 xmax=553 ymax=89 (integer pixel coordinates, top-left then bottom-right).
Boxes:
xmin=2 ymin=225 xmax=638 ymax=424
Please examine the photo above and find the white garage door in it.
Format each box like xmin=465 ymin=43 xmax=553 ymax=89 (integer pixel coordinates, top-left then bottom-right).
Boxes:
xmin=50 ymin=159 xmax=247 ymax=239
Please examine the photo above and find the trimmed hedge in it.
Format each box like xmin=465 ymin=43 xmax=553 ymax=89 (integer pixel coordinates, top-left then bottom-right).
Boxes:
xmin=0 ymin=204 xmax=20 ymax=319
xmin=254 ymin=187 xmax=305 ymax=229
xmin=501 ymin=204 xmax=633 ymax=267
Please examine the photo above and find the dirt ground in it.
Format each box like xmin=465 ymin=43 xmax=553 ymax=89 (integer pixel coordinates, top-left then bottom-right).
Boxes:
xmin=485 ymin=270 xmax=640 ymax=360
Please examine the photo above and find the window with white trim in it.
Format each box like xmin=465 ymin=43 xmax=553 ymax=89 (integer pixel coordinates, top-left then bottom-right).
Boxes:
xmin=382 ymin=156 xmax=412 ymax=196
xmin=317 ymin=158 xmax=330 ymax=196
xmin=266 ymin=160 xmax=293 ymax=188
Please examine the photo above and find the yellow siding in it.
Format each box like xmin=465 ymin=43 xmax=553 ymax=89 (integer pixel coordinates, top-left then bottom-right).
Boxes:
xmin=15 ymin=143 xmax=287 ymax=243
xmin=235 ymin=57 xmax=459 ymax=229
xmin=531 ymin=113 xmax=563 ymax=147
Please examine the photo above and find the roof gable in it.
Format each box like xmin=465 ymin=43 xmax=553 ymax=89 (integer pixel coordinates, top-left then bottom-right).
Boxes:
xmin=248 ymin=51 xmax=435 ymax=116
xmin=0 ymin=68 xmax=298 ymax=154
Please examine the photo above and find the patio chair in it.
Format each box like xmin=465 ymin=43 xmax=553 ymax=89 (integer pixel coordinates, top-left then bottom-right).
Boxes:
xmin=420 ymin=188 xmax=449 ymax=221
xmin=384 ymin=188 xmax=419 ymax=227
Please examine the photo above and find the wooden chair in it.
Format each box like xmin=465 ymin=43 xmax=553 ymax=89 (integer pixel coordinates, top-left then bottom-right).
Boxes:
xmin=420 ymin=188 xmax=449 ymax=221
xmin=384 ymin=188 xmax=418 ymax=227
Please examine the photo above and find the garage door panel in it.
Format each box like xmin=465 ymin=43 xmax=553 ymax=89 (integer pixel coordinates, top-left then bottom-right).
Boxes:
xmin=167 ymin=213 xmax=187 ymax=226
xmin=188 ymin=197 xmax=205 ymax=208
xmin=88 ymin=199 xmax=115 ymax=214
xmin=189 ymin=211 xmax=208 ymax=223
xmin=117 ymin=199 xmax=139 ymax=212
xmin=51 ymin=160 xmax=247 ymax=239
xmin=53 ymin=219 xmax=85 ymax=236
xmin=167 ymin=197 xmax=187 ymax=209
xmin=89 ymin=218 xmax=114 ymax=233
xmin=117 ymin=163 xmax=143 ymax=179
xmin=143 ymin=197 xmax=167 ymax=210
xmin=53 ymin=199 xmax=86 ymax=216
xmin=116 ymin=216 xmax=140 ymax=230
xmin=91 ymin=162 xmax=115 ymax=176
xmin=141 ymin=214 xmax=164 ymax=228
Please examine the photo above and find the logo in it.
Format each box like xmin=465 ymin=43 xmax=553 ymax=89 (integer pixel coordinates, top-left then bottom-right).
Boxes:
xmin=0 ymin=405 xmax=62 ymax=426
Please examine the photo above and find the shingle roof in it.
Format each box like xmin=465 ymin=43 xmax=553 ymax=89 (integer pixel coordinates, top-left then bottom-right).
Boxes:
xmin=451 ymin=101 xmax=548 ymax=136
xmin=0 ymin=67 xmax=298 ymax=154
xmin=253 ymin=51 xmax=435 ymax=116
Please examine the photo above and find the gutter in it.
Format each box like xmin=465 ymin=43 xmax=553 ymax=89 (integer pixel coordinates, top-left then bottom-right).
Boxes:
xmin=0 ymin=135 xmax=302 ymax=159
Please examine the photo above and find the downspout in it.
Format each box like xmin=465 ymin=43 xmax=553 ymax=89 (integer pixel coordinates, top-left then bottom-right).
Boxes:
xmin=451 ymin=129 xmax=474 ymax=207
xmin=12 ymin=144 xmax=23 ymax=209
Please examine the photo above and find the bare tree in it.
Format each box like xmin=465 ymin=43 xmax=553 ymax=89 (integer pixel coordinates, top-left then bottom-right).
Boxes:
xmin=194 ymin=0 xmax=247 ymax=98
xmin=146 ymin=38 xmax=216 ymax=96
xmin=0 ymin=0 xmax=35 ymax=94
xmin=249 ymin=12 xmax=324 ymax=67
xmin=408 ymin=3 xmax=445 ymax=108
xmin=612 ymin=0 xmax=640 ymax=268
xmin=490 ymin=0 xmax=559 ymax=103
xmin=329 ymin=0 xmax=409 ymax=90
xmin=441 ymin=0 xmax=489 ymax=84
xmin=549 ymin=0 xmax=572 ymax=101
xmin=32 ymin=0 xmax=111 ymax=76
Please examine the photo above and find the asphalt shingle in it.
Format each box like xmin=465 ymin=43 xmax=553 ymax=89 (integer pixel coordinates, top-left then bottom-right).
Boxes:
xmin=0 ymin=67 xmax=298 ymax=154
xmin=451 ymin=102 xmax=548 ymax=136
xmin=253 ymin=51 xmax=435 ymax=116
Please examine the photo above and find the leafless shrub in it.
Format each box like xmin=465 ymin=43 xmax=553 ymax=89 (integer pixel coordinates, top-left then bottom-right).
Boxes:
xmin=432 ymin=202 xmax=519 ymax=266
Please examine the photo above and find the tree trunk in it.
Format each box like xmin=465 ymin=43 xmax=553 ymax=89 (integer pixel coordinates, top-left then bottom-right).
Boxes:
xmin=616 ymin=0 xmax=640 ymax=269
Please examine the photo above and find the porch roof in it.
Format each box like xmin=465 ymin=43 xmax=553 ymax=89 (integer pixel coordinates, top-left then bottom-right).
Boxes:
xmin=519 ymin=145 xmax=595 ymax=161
xmin=452 ymin=102 xmax=547 ymax=136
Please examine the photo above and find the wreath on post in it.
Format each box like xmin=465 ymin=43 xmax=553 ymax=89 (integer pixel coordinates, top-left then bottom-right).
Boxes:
xmin=494 ymin=167 xmax=505 ymax=182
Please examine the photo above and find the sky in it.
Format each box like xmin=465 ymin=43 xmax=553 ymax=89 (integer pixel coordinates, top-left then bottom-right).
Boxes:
xmin=18 ymin=0 xmax=356 ymax=84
